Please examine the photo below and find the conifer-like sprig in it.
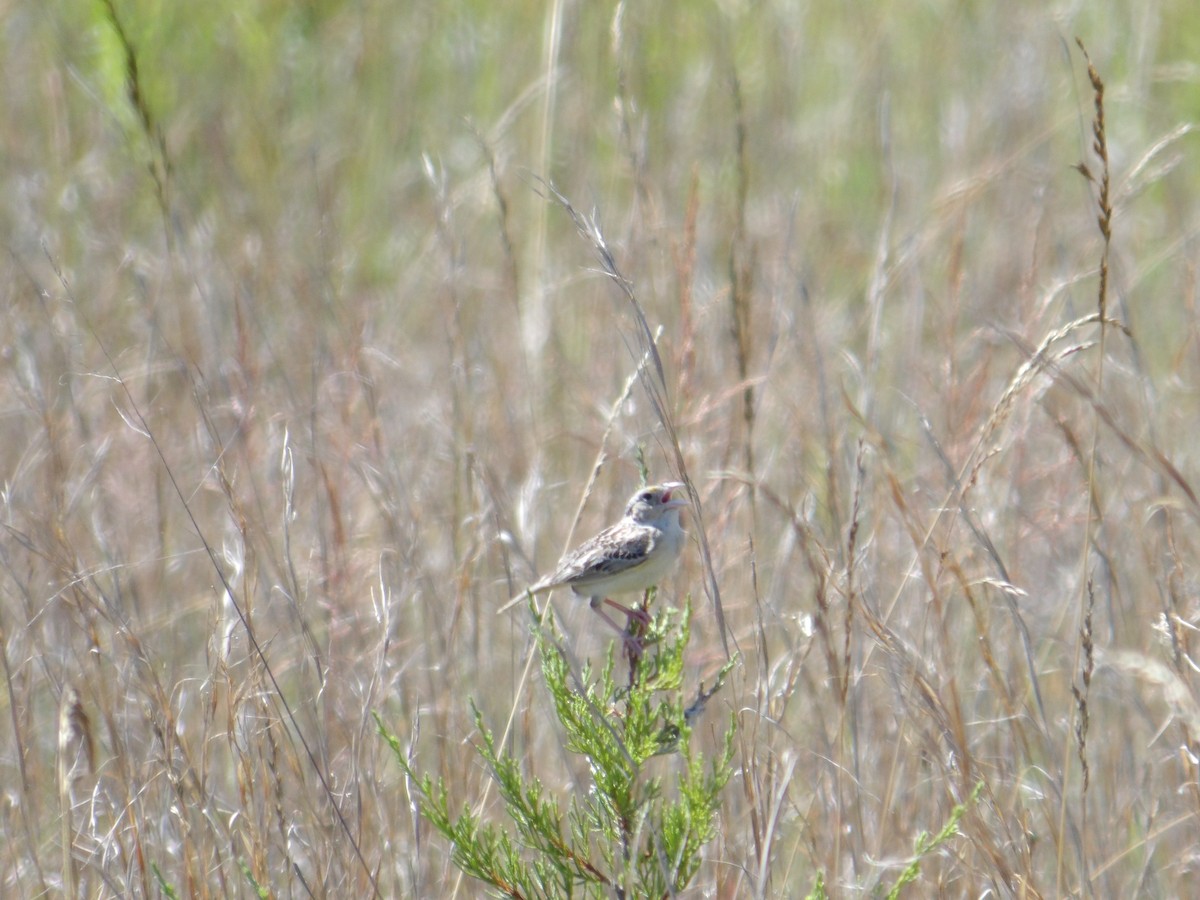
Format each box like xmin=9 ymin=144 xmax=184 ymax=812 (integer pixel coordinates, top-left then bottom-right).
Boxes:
xmin=379 ymin=597 xmax=736 ymax=898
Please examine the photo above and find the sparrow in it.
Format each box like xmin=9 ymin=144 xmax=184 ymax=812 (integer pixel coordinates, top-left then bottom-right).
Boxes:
xmin=501 ymin=482 xmax=688 ymax=638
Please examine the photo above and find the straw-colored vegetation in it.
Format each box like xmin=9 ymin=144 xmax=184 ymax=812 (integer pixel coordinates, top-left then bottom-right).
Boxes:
xmin=3 ymin=1 xmax=1200 ymax=896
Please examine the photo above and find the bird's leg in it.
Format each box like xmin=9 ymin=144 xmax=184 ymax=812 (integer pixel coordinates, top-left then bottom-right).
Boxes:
xmin=601 ymin=597 xmax=651 ymax=628
xmin=589 ymin=597 xmax=646 ymax=659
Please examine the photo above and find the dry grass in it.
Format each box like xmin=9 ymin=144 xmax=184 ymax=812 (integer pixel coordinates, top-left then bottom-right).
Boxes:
xmin=3 ymin=1 xmax=1200 ymax=896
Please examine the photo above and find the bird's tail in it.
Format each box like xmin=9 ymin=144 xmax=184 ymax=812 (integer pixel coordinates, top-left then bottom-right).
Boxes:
xmin=498 ymin=589 xmax=536 ymax=614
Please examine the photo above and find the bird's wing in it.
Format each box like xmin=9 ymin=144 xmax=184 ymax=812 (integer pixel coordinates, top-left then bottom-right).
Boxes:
xmin=500 ymin=524 xmax=657 ymax=614
xmin=544 ymin=526 xmax=655 ymax=591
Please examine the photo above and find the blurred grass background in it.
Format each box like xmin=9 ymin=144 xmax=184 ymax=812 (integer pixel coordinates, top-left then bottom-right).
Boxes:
xmin=4 ymin=0 xmax=1200 ymax=895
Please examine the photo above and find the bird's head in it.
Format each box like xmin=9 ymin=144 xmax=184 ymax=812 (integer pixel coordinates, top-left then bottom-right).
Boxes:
xmin=625 ymin=482 xmax=688 ymax=523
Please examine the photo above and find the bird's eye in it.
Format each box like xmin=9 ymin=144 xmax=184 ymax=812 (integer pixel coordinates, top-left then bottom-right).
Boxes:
xmin=640 ymin=491 xmax=653 ymax=502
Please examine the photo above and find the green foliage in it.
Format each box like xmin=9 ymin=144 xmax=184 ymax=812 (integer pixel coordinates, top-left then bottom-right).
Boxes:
xmin=378 ymin=598 xmax=737 ymax=899
xmin=237 ymin=860 xmax=271 ymax=899
xmin=883 ymin=782 xmax=984 ymax=899
xmin=150 ymin=863 xmax=179 ymax=899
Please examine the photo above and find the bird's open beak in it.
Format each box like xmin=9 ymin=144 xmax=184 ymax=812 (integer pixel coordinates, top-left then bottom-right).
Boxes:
xmin=661 ymin=482 xmax=689 ymax=508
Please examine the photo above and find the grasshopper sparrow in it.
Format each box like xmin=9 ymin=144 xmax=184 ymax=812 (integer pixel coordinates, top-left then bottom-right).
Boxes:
xmin=502 ymin=482 xmax=689 ymax=638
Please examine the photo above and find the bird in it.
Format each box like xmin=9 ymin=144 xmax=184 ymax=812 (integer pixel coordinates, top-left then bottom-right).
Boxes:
xmin=500 ymin=482 xmax=689 ymax=640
